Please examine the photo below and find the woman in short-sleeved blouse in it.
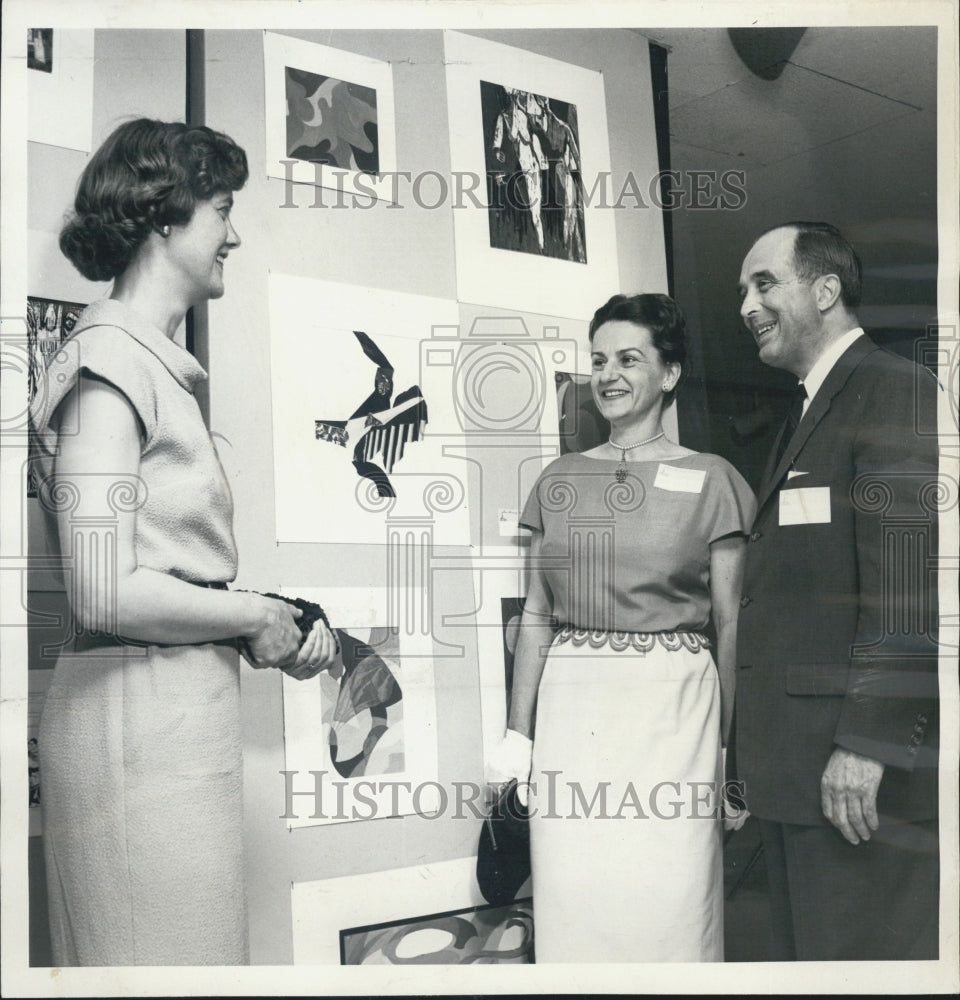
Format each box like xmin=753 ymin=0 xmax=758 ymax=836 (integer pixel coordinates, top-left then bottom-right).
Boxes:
xmin=486 ymin=293 xmax=756 ymax=962
xmin=30 ymin=119 xmax=337 ymax=966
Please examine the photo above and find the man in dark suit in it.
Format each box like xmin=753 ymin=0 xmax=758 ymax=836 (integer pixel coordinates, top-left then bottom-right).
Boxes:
xmin=734 ymin=222 xmax=940 ymax=960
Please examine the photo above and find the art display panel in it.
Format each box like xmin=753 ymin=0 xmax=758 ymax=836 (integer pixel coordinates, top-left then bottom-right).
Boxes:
xmin=268 ymin=274 xmax=468 ymax=545
xmin=444 ymin=31 xmax=619 ymax=321
xmin=291 ymin=856 xmax=532 ymax=964
xmin=24 ymin=296 xmax=86 ymax=498
xmin=280 ymin=587 xmax=439 ymax=828
xmin=263 ymin=32 xmax=398 ymax=203
xmin=473 ymin=567 xmax=529 ymax=764
xmin=340 ymin=897 xmax=533 ymax=965
xmin=27 ymin=29 xmax=94 ymax=152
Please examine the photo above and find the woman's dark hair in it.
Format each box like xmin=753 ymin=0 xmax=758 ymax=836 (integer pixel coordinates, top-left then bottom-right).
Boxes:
xmin=59 ymin=119 xmax=249 ymax=282
xmin=588 ymin=293 xmax=687 ymax=404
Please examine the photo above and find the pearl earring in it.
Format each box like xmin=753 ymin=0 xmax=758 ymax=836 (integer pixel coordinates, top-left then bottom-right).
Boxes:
xmin=161 ymin=225 xmax=171 ymax=237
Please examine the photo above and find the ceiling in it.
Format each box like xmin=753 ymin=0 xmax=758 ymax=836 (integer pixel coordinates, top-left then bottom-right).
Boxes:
xmin=642 ymin=26 xmax=935 ymax=167
xmin=629 ymin=26 xmax=940 ymax=470
xmin=635 ymin=27 xmax=938 ymax=256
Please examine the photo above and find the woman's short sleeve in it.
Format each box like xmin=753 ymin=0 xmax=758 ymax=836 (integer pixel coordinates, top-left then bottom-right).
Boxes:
xmin=31 ymin=326 xmax=159 ymax=447
xmin=519 ymin=476 xmax=544 ymax=533
xmin=704 ymin=459 xmax=757 ymax=542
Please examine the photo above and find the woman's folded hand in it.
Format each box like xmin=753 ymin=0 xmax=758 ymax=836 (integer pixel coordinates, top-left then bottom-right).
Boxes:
xmin=241 ymin=594 xmax=303 ymax=669
xmin=281 ymin=619 xmax=340 ymax=682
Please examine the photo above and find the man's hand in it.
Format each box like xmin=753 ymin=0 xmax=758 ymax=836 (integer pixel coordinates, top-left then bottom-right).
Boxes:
xmin=820 ymin=748 xmax=884 ymax=844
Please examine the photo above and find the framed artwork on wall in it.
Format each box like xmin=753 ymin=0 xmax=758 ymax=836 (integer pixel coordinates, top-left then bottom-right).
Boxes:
xmin=27 ymin=30 xmax=53 ymax=73
xmin=444 ymin=31 xmax=619 ymax=321
xmin=27 ymin=29 xmax=94 ymax=152
xmin=291 ymin=857 xmax=532 ymax=964
xmin=554 ymin=369 xmax=610 ymax=455
xmin=263 ymin=32 xmax=398 ymax=203
xmin=27 ymin=669 xmax=53 ymax=837
xmin=26 ymin=296 xmax=84 ymax=404
xmin=280 ymin=587 xmax=439 ymax=828
xmin=25 ymin=295 xmax=86 ymax=499
xmin=268 ymin=273 xmax=469 ymax=546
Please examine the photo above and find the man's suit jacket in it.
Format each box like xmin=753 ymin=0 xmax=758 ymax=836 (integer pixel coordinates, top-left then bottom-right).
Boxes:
xmin=735 ymin=334 xmax=940 ymax=826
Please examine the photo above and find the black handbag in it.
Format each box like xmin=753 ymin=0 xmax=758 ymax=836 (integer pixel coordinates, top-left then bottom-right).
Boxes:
xmin=476 ymin=778 xmax=531 ymax=906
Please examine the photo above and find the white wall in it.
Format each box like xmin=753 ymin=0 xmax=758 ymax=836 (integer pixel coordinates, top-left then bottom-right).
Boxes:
xmin=202 ymin=28 xmax=665 ymax=962
xmin=26 ymin=27 xmax=666 ymax=965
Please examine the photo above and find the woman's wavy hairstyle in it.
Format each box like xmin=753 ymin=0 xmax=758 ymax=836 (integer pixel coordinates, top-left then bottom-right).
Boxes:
xmin=588 ymin=293 xmax=687 ymax=404
xmin=59 ymin=119 xmax=249 ymax=282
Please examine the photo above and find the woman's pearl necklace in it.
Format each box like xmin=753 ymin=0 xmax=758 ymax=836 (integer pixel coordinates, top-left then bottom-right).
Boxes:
xmin=609 ymin=431 xmax=665 ymax=483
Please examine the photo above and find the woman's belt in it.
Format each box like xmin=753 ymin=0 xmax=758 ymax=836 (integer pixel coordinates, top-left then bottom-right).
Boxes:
xmin=554 ymin=624 xmax=711 ymax=654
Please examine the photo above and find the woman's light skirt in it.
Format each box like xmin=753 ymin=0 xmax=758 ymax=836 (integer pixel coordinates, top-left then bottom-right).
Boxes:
xmin=39 ymin=638 xmax=248 ymax=966
xmin=528 ymin=630 xmax=724 ymax=963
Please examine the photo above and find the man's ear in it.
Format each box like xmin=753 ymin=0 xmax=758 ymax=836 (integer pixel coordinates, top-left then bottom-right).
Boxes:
xmin=814 ymin=273 xmax=842 ymax=312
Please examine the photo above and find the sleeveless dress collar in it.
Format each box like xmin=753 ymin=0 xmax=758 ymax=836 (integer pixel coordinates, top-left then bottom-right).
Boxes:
xmin=70 ymin=298 xmax=208 ymax=394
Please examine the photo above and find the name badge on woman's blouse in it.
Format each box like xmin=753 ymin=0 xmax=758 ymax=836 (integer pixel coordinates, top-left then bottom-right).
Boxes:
xmin=654 ymin=464 xmax=706 ymax=493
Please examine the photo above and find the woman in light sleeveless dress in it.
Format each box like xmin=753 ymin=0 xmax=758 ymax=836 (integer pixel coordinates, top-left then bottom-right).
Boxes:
xmin=486 ymin=294 xmax=755 ymax=962
xmin=30 ymin=120 xmax=337 ymax=966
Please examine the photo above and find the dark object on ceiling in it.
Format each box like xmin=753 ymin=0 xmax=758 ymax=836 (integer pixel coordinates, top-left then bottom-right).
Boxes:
xmin=728 ymin=28 xmax=808 ymax=80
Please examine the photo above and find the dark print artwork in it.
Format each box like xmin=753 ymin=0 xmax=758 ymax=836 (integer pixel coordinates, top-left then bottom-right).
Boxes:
xmin=28 ymin=737 xmax=41 ymax=808
xmin=555 ymin=370 xmax=610 ymax=455
xmin=27 ymin=297 xmax=84 ymax=402
xmin=285 ymin=66 xmax=379 ymax=173
xmin=340 ymin=898 xmax=533 ymax=964
xmin=315 ymin=331 xmax=427 ymax=498
xmin=26 ymin=296 xmax=86 ymax=497
xmin=27 ymin=29 xmax=53 ymax=73
xmin=481 ymin=80 xmax=586 ymax=263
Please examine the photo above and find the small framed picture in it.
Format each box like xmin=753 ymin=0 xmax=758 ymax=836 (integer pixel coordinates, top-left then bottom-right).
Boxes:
xmin=292 ymin=857 xmax=532 ymax=964
xmin=25 ymin=296 xmax=86 ymax=498
xmin=263 ymin=32 xmax=398 ymax=203
xmin=27 ymin=29 xmax=53 ymax=73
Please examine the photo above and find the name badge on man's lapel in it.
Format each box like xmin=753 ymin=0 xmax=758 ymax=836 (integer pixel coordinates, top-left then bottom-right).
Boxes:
xmin=779 ymin=486 xmax=831 ymax=525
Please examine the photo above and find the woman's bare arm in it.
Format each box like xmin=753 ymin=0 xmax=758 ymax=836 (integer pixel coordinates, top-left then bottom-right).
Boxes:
xmin=52 ymin=375 xmax=302 ymax=665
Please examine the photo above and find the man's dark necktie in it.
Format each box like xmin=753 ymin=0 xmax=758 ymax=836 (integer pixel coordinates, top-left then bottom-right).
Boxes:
xmin=775 ymin=383 xmax=807 ymax=466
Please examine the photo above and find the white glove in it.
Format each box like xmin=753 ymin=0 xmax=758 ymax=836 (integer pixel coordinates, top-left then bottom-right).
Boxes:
xmin=485 ymin=729 xmax=533 ymax=806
